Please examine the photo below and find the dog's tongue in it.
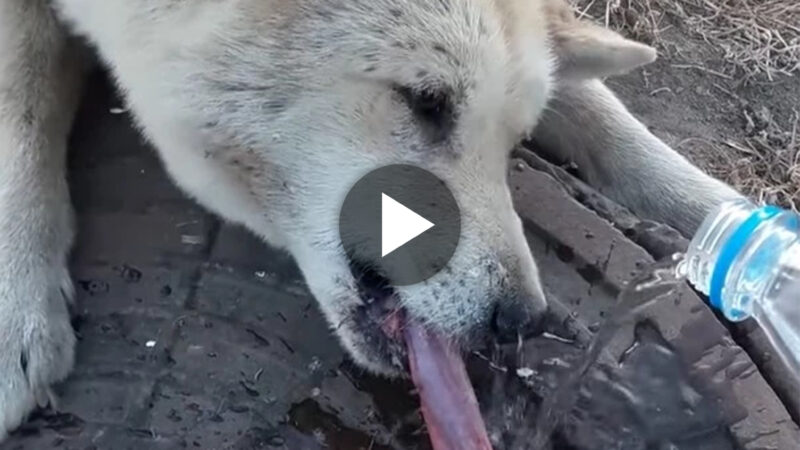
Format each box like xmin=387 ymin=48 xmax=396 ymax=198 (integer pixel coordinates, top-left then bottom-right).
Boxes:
xmin=403 ymin=321 xmax=493 ymax=450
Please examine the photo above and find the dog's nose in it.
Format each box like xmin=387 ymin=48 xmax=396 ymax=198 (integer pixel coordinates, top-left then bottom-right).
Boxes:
xmin=491 ymin=296 xmax=548 ymax=343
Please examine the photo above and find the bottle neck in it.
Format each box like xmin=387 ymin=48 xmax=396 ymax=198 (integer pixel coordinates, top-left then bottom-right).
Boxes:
xmin=684 ymin=199 xmax=756 ymax=301
xmin=685 ymin=199 xmax=798 ymax=322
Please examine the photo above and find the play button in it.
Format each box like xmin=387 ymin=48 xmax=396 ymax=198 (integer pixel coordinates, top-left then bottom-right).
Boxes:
xmin=381 ymin=194 xmax=434 ymax=257
xmin=339 ymin=164 xmax=461 ymax=286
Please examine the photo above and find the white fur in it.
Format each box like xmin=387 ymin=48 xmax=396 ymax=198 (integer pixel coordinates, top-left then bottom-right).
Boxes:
xmin=534 ymin=79 xmax=741 ymax=235
xmin=0 ymin=0 xmax=742 ymax=438
xmin=54 ymin=0 xmax=557 ymax=367
xmin=0 ymin=0 xmax=84 ymax=438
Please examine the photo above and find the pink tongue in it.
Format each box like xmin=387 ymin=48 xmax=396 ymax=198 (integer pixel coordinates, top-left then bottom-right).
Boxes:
xmin=403 ymin=321 xmax=493 ymax=450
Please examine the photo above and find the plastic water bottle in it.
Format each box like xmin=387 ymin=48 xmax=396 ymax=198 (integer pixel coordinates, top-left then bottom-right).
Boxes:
xmin=682 ymin=198 xmax=800 ymax=374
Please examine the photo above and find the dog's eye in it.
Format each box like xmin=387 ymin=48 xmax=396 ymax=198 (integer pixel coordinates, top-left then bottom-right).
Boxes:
xmin=395 ymin=86 xmax=454 ymax=142
xmin=405 ymin=89 xmax=446 ymax=121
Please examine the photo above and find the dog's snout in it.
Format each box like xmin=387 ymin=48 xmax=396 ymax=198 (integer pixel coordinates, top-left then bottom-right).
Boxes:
xmin=491 ymin=295 xmax=548 ymax=343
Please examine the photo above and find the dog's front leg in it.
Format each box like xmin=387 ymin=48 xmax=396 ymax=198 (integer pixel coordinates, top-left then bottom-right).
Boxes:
xmin=534 ymin=79 xmax=742 ymax=236
xmin=0 ymin=0 xmax=85 ymax=438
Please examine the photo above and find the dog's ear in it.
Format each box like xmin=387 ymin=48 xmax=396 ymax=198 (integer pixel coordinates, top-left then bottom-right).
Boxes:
xmin=545 ymin=1 xmax=656 ymax=80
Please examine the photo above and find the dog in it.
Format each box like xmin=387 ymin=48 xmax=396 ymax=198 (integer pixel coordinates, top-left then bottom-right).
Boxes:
xmin=0 ymin=0 xmax=740 ymax=439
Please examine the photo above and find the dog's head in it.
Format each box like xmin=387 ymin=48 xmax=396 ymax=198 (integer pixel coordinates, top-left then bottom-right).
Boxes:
xmin=187 ymin=0 xmax=655 ymax=374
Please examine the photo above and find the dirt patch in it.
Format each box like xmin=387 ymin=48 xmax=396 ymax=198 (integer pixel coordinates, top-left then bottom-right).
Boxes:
xmin=572 ymin=0 xmax=800 ymax=210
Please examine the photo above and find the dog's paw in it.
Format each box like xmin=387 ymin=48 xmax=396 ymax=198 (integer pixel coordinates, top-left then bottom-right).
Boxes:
xmin=0 ymin=264 xmax=76 ymax=441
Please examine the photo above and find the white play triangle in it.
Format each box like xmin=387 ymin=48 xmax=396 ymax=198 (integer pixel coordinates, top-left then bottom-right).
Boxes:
xmin=381 ymin=193 xmax=435 ymax=257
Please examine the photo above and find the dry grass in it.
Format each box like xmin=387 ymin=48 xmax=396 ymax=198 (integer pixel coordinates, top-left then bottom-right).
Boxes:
xmin=574 ymin=0 xmax=669 ymax=45
xmin=674 ymin=105 xmax=800 ymax=211
xmin=573 ymin=0 xmax=800 ymax=81
xmin=707 ymin=107 xmax=800 ymax=210
xmin=572 ymin=0 xmax=800 ymax=210
xmin=659 ymin=0 xmax=800 ymax=81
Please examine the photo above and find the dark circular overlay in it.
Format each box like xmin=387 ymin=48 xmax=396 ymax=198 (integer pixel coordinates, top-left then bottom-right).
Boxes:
xmin=339 ymin=164 xmax=461 ymax=286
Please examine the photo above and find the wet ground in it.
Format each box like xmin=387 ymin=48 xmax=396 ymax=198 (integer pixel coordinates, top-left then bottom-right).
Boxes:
xmin=2 ymin=72 xmax=798 ymax=449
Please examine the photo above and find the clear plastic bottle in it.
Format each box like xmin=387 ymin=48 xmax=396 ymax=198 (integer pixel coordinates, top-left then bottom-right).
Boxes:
xmin=683 ymin=198 xmax=800 ymax=374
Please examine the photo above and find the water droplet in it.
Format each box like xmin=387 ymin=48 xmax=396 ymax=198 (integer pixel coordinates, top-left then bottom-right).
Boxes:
xmin=308 ymin=357 xmax=322 ymax=372
xmin=675 ymin=260 xmax=689 ymax=278
xmin=516 ymin=367 xmax=535 ymax=378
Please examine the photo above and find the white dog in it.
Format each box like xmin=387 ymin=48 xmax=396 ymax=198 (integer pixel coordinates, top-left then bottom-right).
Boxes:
xmin=0 ymin=0 xmax=739 ymax=439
